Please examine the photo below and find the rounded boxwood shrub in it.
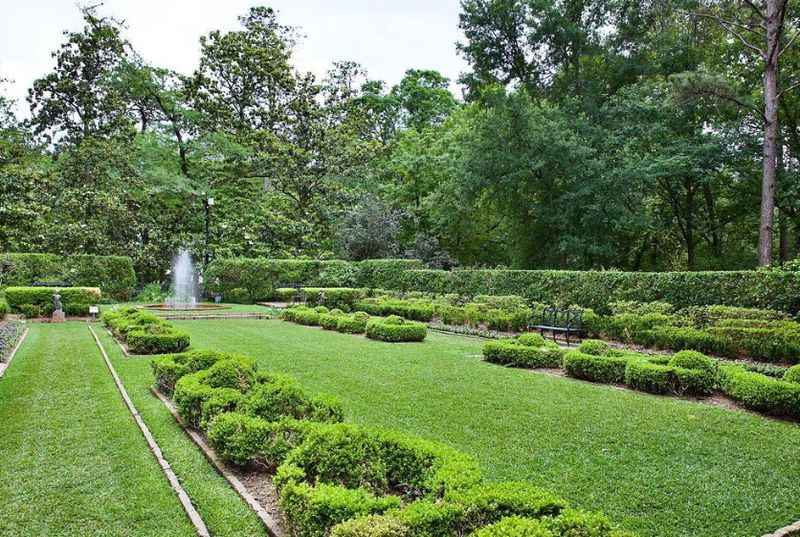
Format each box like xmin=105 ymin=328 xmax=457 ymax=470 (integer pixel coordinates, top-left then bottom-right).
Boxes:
xmin=151 ymin=350 xmax=238 ymax=395
xmin=624 ymin=360 xmax=714 ymax=396
xmin=203 ymin=356 xmax=257 ymax=392
xmin=366 ymin=317 xmax=427 ymax=343
xmin=668 ymin=350 xmax=717 ymax=376
xmin=784 ymin=364 xmax=800 ymax=384
xmin=240 ymin=374 xmax=343 ymax=423
xmin=577 ymin=339 xmax=611 ymax=356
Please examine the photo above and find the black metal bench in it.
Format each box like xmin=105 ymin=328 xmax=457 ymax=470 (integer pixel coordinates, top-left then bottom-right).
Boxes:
xmin=530 ymin=306 xmax=585 ymax=344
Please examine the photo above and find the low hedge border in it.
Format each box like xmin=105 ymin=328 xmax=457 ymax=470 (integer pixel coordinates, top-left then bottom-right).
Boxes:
xmin=102 ymin=307 xmax=190 ymax=355
xmin=157 ymin=348 xmax=632 ymax=537
xmin=366 ymin=316 xmax=427 ymax=343
xmin=482 ymin=335 xmax=564 ymax=369
xmin=5 ymin=286 xmax=101 ymax=317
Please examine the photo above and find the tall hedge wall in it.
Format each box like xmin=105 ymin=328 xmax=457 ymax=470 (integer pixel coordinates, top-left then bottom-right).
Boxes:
xmin=396 ymin=269 xmax=800 ymax=314
xmin=204 ymin=258 xmax=423 ymax=302
xmin=0 ymin=253 xmax=136 ymax=300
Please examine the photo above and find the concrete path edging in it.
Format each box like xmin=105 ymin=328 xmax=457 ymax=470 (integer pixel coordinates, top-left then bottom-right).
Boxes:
xmin=87 ymin=323 xmax=211 ymax=537
xmin=0 ymin=327 xmax=29 ymax=378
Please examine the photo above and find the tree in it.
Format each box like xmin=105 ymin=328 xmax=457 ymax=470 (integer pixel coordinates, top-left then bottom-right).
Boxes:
xmin=27 ymin=6 xmax=132 ymax=144
xmin=691 ymin=0 xmax=800 ymax=265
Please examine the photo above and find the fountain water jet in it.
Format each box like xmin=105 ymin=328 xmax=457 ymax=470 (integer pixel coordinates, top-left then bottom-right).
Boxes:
xmin=166 ymin=248 xmax=198 ymax=309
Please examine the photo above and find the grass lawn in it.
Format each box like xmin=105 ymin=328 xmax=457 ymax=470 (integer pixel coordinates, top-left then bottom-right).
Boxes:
xmin=0 ymin=322 xmax=196 ymax=537
xmin=176 ymin=318 xmax=800 ymax=537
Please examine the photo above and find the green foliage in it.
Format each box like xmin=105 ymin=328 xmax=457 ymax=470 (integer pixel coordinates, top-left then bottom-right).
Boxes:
xmin=668 ymin=351 xmax=717 ymax=376
xmin=199 ymin=388 xmax=244 ymax=429
xmin=577 ymin=339 xmax=611 ymax=356
xmin=784 ymin=365 xmax=800 ymax=384
xmin=398 ymin=270 xmax=800 ymax=315
xmin=150 ymin=349 xmax=236 ymax=395
xmin=240 ymin=374 xmax=344 ymax=423
xmin=624 ymin=361 xmax=715 ymax=396
xmin=366 ymin=317 xmax=428 ymax=343
xmin=482 ymin=340 xmax=563 ymax=369
xmin=281 ymin=306 xmax=322 ymax=326
xmin=516 ymin=333 xmax=546 ymax=347
xmin=279 ymin=482 xmax=401 ymax=537
xmin=205 ymin=259 xmax=424 ymax=303
xmin=337 ymin=312 xmax=371 ymax=334
xmin=103 ymin=306 xmax=189 ymax=354
xmin=0 ymin=253 xmax=136 ymax=300
xmin=203 ymin=356 xmax=257 ymax=392
xmin=562 ymin=352 xmax=631 ymax=384
xmin=469 ymin=517 xmax=553 ymax=537
xmin=4 ymin=286 xmax=101 ymax=317
xmin=719 ymin=366 xmax=800 ymax=419
xmin=331 ymin=514 xmax=410 ymax=537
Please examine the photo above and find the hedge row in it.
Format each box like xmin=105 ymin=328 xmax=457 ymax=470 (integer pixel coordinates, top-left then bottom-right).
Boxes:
xmin=102 ymin=307 xmax=189 ymax=355
xmin=5 ymin=286 xmax=101 ymax=317
xmin=484 ymin=338 xmax=800 ymax=419
xmin=596 ymin=303 xmax=800 ymax=364
xmin=280 ymin=306 xmax=428 ymax=343
xmin=0 ymin=253 xmax=136 ymax=300
xmin=204 ymin=258 xmax=423 ymax=303
xmin=396 ymin=269 xmax=800 ymax=314
xmin=154 ymin=349 xmax=634 ymax=537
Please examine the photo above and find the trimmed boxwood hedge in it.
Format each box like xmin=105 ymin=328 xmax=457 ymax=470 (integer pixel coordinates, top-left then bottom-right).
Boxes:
xmin=205 ymin=258 xmax=423 ymax=303
xmin=366 ymin=316 xmax=427 ymax=343
xmin=396 ymin=269 xmax=800 ymax=314
xmin=562 ymin=351 xmax=632 ymax=384
xmin=102 ymin=307 xmax=189 ymax=355
xmin=4 ymin=286 xmax=101 ymax=317
xmin=482 ymin=340 xmax=564 ymax=369
xmin=156 ymin=345 xmax=632 ymax=537
xmin=0 ymin=252 xmax=135 ymax=300
xmin=719 ymin=365 xmax=800 ymax=419
xmin=623 ymin=361 xmax=715 ymax=396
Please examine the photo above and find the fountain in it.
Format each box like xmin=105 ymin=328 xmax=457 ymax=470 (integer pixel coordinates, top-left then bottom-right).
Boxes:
xmin=166 ymin=249 xmax=198 ymax=309
xmin=143 ymin=248 xmax=227 ymax=311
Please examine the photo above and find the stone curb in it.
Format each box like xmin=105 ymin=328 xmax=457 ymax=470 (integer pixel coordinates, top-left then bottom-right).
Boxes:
xmin=763 ymin=520 xmax=800 ymax=537
xmin=151 ymin=387 xmax=283 ymax=537
xmin=87 ymin=323 xmax=210 ymax=537
xmin=0 ymin=327 xmax=29 ymax=378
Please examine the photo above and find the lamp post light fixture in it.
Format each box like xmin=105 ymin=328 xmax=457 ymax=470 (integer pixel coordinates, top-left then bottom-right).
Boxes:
xmin=203 ymin=194 xmax=215 ymax=268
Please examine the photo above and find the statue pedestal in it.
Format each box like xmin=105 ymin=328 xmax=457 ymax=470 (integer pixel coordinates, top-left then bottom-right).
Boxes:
xmin=51 ymin=311 xmax=66 ymax=323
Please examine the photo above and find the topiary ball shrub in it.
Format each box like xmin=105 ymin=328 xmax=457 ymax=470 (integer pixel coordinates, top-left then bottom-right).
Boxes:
xmin=320 ymin=309 xmax=345 ymax=330
xmin=366 ymin=317 xmax=427 ymax=343
xmin=668 ymin=350 xmax=717 ymax=376
xmin=784 ymin=364 xmax=800 ymax=384
xmin=577 ymin=339 xmax=611 ymax=356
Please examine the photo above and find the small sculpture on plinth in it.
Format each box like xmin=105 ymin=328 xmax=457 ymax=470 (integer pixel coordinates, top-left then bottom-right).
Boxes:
xmin=52 ymin=292 xmax=65 ymax=323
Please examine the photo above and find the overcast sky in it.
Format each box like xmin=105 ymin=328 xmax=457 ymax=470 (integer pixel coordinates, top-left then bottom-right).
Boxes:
xmin=0 ymin=0 xmax=469 ymax=117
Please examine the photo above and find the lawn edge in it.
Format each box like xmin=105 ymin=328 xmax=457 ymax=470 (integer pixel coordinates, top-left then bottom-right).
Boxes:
xmin=87 ymin=323 xmax=211 ymax=537
xmin=0 ymin=327 xmax=29 ymax=378
xmin=150 ymin=386 xmax=283 ymax=537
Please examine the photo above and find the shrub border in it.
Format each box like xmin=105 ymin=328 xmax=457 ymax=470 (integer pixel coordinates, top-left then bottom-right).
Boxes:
xmin=0 ymin=327 xmax=28 ymax=378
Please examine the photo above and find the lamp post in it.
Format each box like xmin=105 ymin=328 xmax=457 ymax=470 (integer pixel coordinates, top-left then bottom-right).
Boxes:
xmin=203 ymin=194 xmax=214 ymax=268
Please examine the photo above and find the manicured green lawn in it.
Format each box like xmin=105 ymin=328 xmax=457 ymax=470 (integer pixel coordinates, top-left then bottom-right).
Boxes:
xmin=177 ymin=318 xmax=800 ymax=537
xmin=0 ymin=323 xmax=196 ymax=537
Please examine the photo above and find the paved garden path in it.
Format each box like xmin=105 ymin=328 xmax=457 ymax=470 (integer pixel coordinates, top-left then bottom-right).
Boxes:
xmin=0 ymin=322 xmax=197 ymax=537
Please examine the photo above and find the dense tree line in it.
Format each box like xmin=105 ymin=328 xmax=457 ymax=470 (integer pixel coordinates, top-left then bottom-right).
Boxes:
xmin=1 ymin=2 xmax=800 ymax=283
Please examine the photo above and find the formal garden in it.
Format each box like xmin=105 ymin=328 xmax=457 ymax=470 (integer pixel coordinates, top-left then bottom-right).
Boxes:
xmin=6 ymin=2 xmax=800 ymax=537
xmin=0 ymin=253 xmax=799 ymax=537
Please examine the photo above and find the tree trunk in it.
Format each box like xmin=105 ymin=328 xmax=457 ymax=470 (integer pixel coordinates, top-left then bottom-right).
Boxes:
xmin=759 ymin=0 xmax=781 ymax=266
xmin=777 ymin=135 xmax=790 ymax=263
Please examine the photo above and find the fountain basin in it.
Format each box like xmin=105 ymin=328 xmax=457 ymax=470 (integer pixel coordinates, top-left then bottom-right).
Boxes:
xmin=142 ymin=303 xmax=230 ymax=312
